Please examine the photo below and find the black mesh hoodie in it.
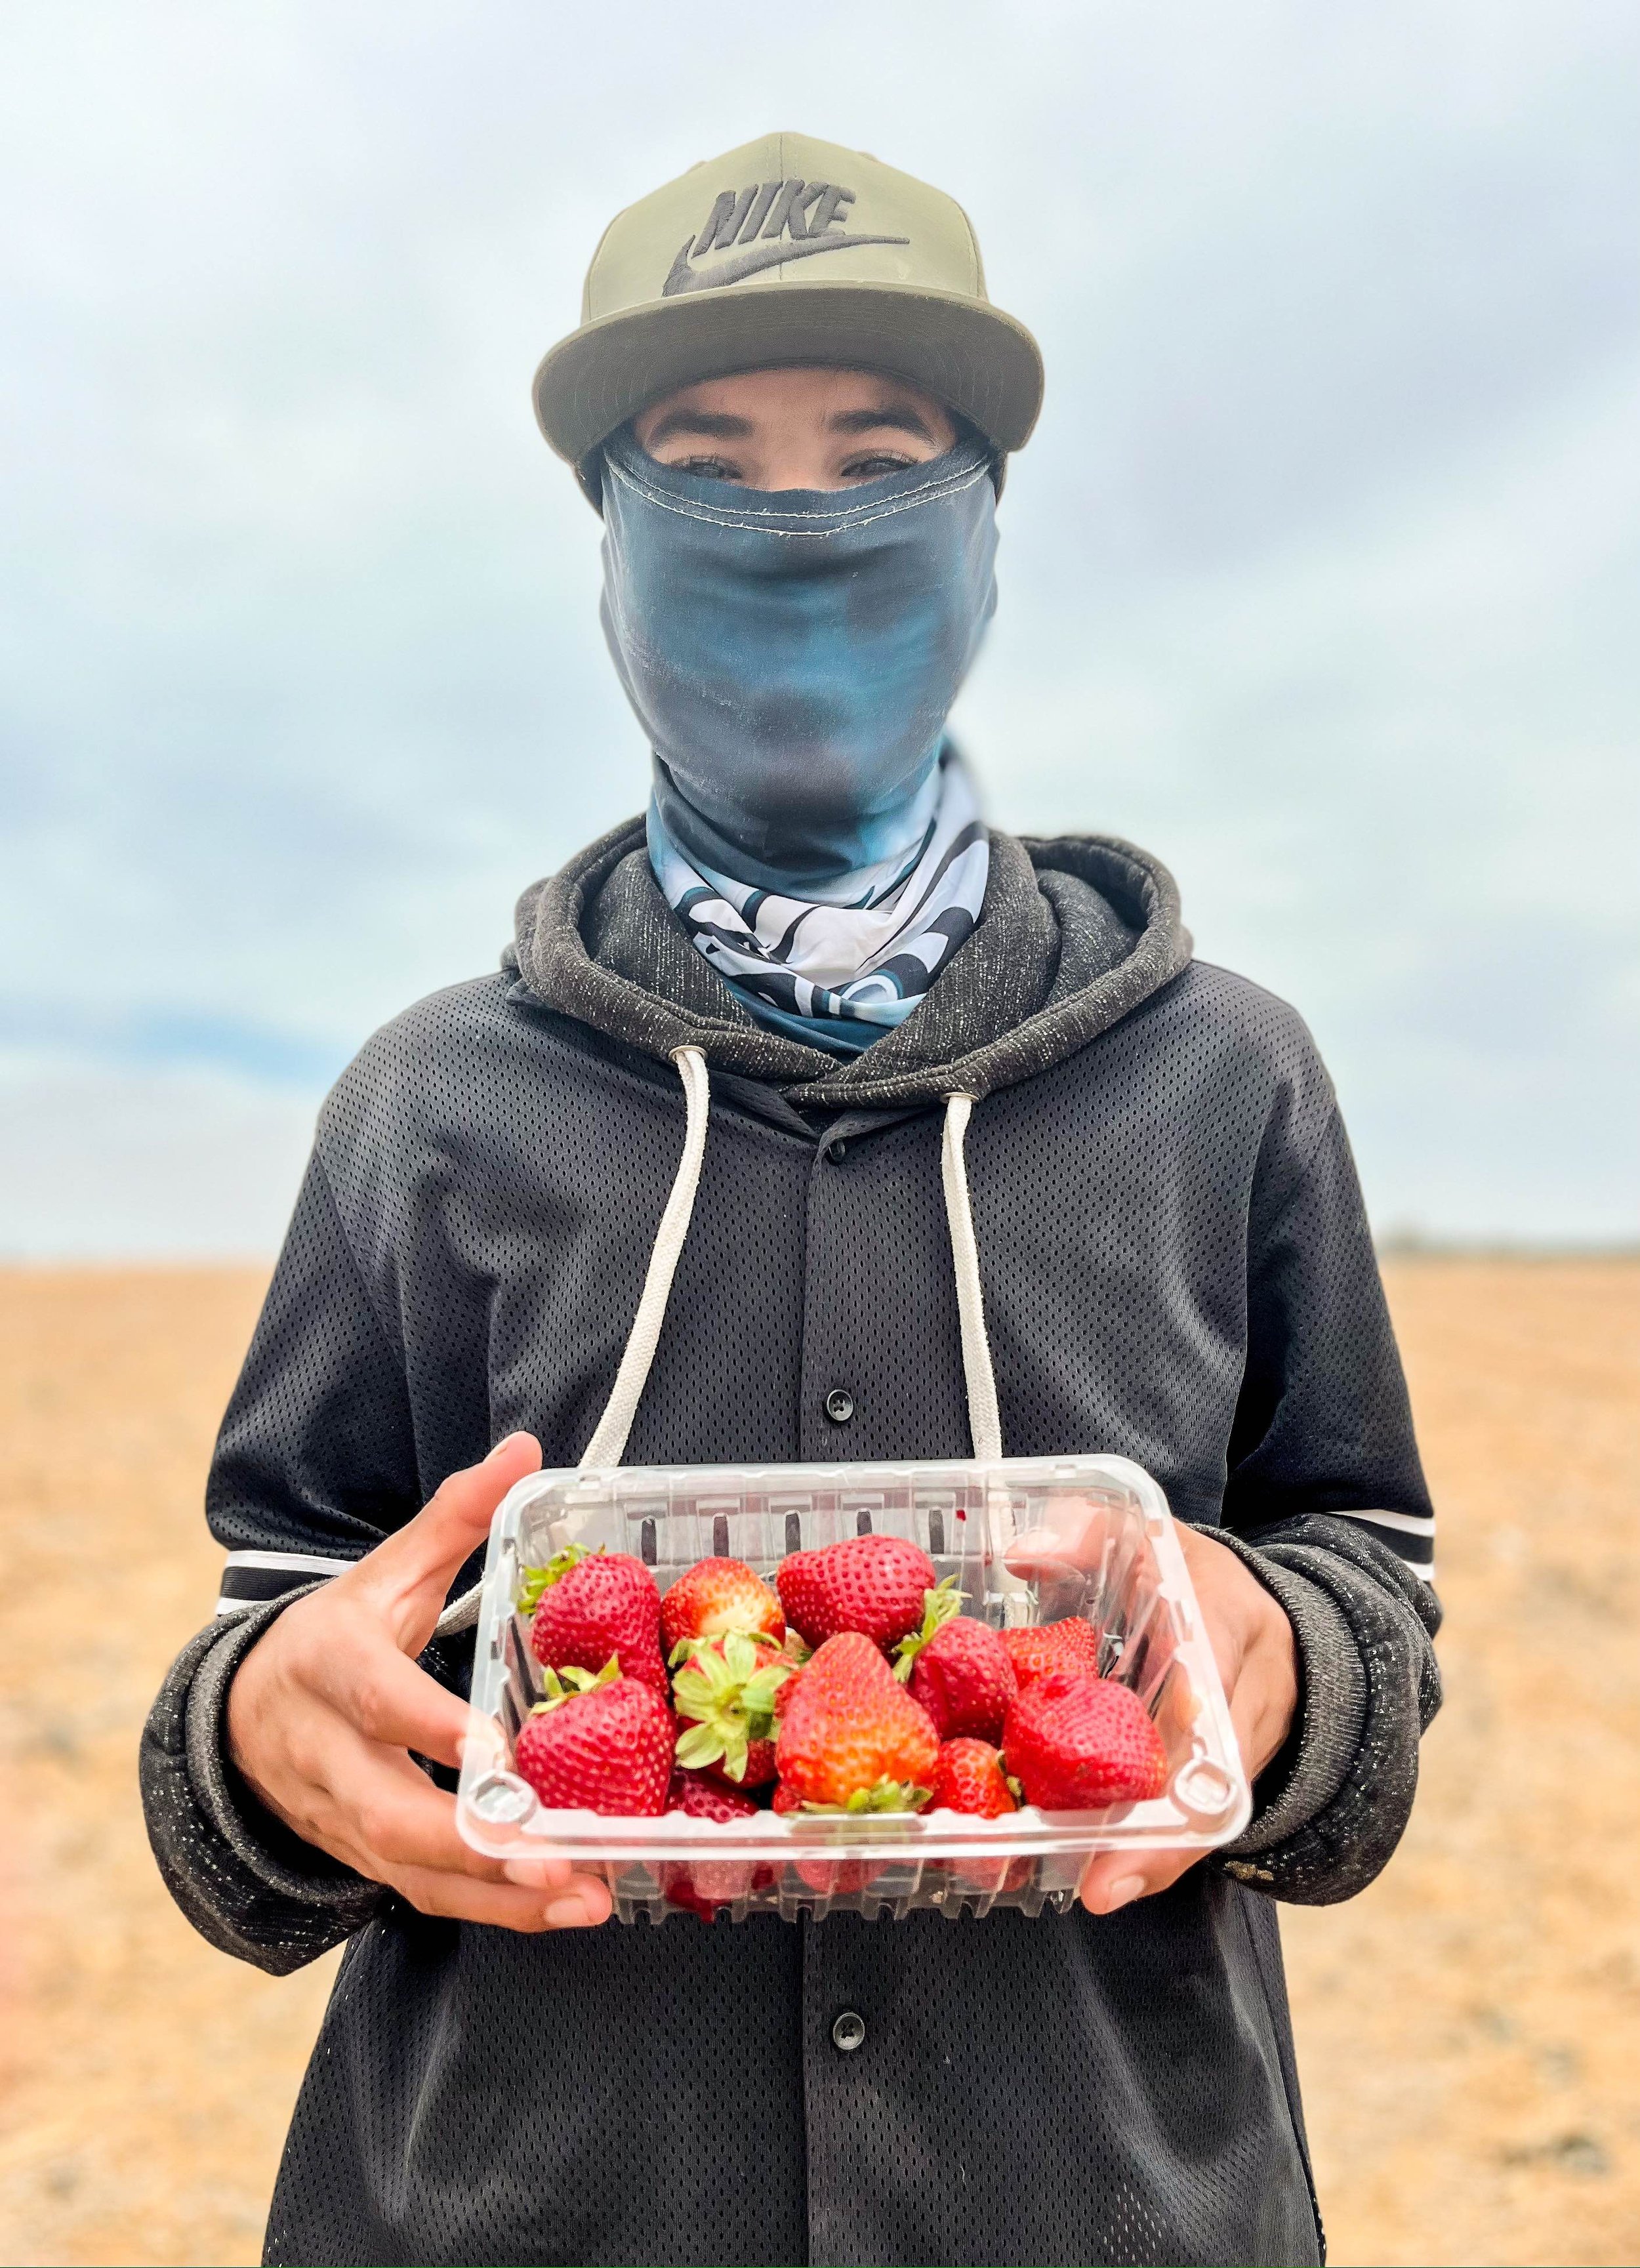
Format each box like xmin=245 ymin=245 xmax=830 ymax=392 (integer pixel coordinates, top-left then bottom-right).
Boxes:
xmin=141 ymin=820 xmax=1440 ymax=2267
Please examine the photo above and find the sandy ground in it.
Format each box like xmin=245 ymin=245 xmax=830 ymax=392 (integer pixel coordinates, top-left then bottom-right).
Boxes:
xmin=0 ymin=1258 xmax=1636 ymax=2267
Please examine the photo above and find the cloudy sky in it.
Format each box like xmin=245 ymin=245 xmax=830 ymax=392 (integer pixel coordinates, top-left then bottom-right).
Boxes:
xmin=3 ymin=0 xmax=1636 ymax=1254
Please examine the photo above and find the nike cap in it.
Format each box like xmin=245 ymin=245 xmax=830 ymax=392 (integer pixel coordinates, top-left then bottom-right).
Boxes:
xmin=533 ymin=131 xmax=1044 ymax=479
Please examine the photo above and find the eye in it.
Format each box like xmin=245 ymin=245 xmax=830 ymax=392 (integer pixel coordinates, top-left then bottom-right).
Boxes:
xmin=840 ymin=450 xmax=916 ymax=482
xmin=671 ymin=453 xmax=743 ymax=482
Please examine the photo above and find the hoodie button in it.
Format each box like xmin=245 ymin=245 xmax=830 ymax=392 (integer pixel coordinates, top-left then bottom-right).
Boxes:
xmin=825 ymin=1389 xmax=855 ymax=1425
xmin=827 ymin=1140 xmax=848 ymax=1163
xmin=832 ymin=2010 xmax=867 ymax=2052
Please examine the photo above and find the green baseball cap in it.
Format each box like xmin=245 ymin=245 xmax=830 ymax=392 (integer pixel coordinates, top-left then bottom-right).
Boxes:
xmin=532 ymin=131 xmax=1044 ymax=481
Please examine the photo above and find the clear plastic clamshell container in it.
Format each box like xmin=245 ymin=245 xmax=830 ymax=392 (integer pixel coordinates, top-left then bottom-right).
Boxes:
xmin=456 ymin=1454 xmax=1250 ymax=1923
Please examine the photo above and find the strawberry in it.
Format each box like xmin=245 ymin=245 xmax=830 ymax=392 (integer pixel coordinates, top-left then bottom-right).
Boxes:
xmin=525 ymin=1545 xmax=668 ymax=1697
xmin=930 ymin=1737 xmax=1021 ymax=1817
xmin=770 ymin=1781 xmax=883 ymax=1897
xmin=791 ymin=1853 xmax=884 ymax=1897
xmin=897 ymin=1609 xmax=1018 ymax=1744
xmin=776 ymin=1535 xmax=937 ymax=1652
xmin=930 ymin=1737 xmax=1029 ymax=1893
xmin=670 ymin=1630 xmax=793 ymax=1786
xmin=1003 ymin=1670 xmax=1170 ymax=1809
xmin=514 ymin=1661 xmax=675 ymax=1815
xmin=999 ymin=1616 xmax=1103 ymax=1691
xmin=660 ymin=1557 xmax=784 ymax=1658
xmin=771 ymin=1632 xmax=810 ymax=1721
xmin=661 ymin=1769 xmax=764 ymax=1918
xmin=773 ymin=1630 xmax=939 ymax=1813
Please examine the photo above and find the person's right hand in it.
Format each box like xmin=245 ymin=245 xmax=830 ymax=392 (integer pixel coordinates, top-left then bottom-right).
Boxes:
xmin=225 ymin=1431 xmax=613 ymax=1932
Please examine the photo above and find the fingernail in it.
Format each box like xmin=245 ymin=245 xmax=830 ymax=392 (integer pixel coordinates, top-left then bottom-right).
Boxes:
xmin=485 ymin=1433 xmax=524 ymax=1463
xmin=1101 ymin=1875 xmax=1147 ymax=1912
xmin=545 ymin=1897 xmax=592 ymax=1928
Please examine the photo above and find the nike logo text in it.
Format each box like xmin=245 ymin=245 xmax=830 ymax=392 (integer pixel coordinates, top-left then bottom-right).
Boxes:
xmin=662 ymin=176 xmax=909 ymax=297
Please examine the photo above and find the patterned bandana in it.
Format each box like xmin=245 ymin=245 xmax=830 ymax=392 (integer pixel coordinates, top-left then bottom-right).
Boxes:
xmin=648 ymin=753 xmax=989 ymax=1055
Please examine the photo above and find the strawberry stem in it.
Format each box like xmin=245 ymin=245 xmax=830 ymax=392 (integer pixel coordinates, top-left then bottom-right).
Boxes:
xmin=517 ymin=1542 xmax=594 ymax=1613
xmin=799 ymin=1778 xmax=933 ymax=1815
xmin=892 ymin=1576 xmax=966 ymax=1681
xmin=530 ymin=1655 xmax=621 ymax=1712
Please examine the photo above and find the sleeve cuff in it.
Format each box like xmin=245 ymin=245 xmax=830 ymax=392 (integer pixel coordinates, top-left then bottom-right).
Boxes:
xmin=1202 ymin=1534 xmax=1367 ymax=1865
xmin=185 ymin=1588 xmax=381 ymax=1910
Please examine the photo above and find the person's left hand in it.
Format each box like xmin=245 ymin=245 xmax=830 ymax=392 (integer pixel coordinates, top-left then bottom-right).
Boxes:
xmin=1072 ymin=1523 xmax=1298 ymax=1915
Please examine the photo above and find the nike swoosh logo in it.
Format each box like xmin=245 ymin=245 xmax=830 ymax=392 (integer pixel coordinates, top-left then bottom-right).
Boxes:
xmin=663 ymin=231 xmax=911 ymax=297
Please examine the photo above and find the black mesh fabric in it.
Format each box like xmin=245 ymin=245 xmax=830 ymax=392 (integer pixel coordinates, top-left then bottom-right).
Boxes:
xmin=150 ymin=955 xmax=1442 ymax=2266
xmin=263 ymin=1889 xmax=1315 ymax=2268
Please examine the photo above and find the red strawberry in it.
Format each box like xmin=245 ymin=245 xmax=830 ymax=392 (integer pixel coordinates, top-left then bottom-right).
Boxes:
xmin=514 ymin=1662 xmax=675 ymax=1816
xmin=769 ymin=1783 xmax=883 ymax=1898
xmin=899 ymin=1613 xmax=1018 ymax=1743
xmin=526 ymin=1546 xmax=668 ymax=1697
xmin=999 ymin=1617 xmax=1103 ymax=1691
xmin=930 ymin=1737 xmax=1029 ymax=1893
xmin=776 ymin=1535 xmax=936 ymax=1652
xmin=771 ymin=1632 xmax=810 ymax=1722
xmin=791 ymin=1854 xmax=884 ymax=1897
xmin=1003 ymin=1670 xmax=1170 ymax=1810
xmin=670 ymin=1631 xmax=793 ymax=1786
xmin=773 ymin=1630 xmax=939 ymax=1813
xmin=930 ymin=1737 xmax=1021 ymax=1817
xmin=660 ymin=1557 xmax=785 ymax=1659
xmin=661 ymin=1769 xmax=764 ymax=1918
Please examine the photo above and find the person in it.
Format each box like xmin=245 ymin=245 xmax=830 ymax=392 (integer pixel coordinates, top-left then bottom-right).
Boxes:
xmin=141 ymin=131 xmax=1441 ymax=2268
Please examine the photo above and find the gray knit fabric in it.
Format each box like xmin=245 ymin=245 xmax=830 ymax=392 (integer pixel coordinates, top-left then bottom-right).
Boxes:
xmin=512 ymin=818 xmax=1186 ymax=1107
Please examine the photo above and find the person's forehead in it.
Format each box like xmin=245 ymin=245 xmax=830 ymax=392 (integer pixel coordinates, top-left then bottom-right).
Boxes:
xmin=639 ymin=366 xmax=949 ymax=418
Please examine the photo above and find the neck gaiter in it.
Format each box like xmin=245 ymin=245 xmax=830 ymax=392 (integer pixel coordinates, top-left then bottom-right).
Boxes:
xmin=599 ymin=426 xmax=1000 ymax=892
xmin=597 ymin=428 xmax=1000 ymax=1048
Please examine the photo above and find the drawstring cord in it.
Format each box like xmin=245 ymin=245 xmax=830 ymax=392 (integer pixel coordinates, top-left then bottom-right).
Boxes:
xmin=577 ymin=1046 xmax=712 ymax=1469
xmin=940 ymin=1092 xmax=1002 ymax=1463
xmin=435 ymin=1050 xmax=999 ymax=1638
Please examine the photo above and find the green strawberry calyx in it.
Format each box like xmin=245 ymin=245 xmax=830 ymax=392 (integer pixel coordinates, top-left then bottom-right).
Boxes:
xmin=892 ymin=1577 xmax=966 ymax=1681
xmin=517 ymin=1543 xmax=596 ymax=1613
xmin=529 ymin=1656 xmax=620 ymax=1714
xmin=671 ymin=1630 xmax=794 ymax=1780
xmin=667 ymin=1626 xmax=783 ymax=1670
xmin=798 ymin=1778 xmax=933 ymax=1815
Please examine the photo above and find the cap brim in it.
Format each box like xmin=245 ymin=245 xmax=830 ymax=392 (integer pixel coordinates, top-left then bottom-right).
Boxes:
xmin=531 ymin=281 xmax=1044 ymax=469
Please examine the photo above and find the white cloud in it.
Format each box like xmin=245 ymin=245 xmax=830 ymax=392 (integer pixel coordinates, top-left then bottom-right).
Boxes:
xmin=1 ymin=0 xmax=1636 ymax=1248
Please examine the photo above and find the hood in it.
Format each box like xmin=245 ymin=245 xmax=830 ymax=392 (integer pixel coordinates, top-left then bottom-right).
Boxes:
xmin=506 ymin=819 xmax=1191 ymax=1111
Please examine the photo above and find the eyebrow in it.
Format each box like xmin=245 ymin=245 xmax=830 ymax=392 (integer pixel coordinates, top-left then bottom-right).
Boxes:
xmin=642 ymin=408 xmax=756 ymax=445
xmin=643 ymin=400 xmax=941 ymax=449
xmin=829 ymin=402 xmax=939 ymax=441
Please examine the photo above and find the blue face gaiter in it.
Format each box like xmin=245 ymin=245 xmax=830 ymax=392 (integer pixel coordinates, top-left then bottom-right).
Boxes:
xmin=598 ymin=426 xmax=999 ymax=892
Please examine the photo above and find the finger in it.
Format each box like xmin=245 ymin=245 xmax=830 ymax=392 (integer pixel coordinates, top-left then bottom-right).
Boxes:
xmin=351 ymin=1432 xmax=543 ymax=1635
xmin=501 ymin=1856 xmax=577 ymax=1891
xmin=386 ymin=1865 xmax=611 ymax=1931
xmin=1003 ymin=1494 xmax=1107 ymax=1580
xmin=293 ymin=1733 xmax=528 ymax=1885
xmin=344 ymin=1753 xmax=530 ymax=1880
xmin=1077 ymin=1847 xmax=1198 ymax=1915
xmin=306 ymin=1638 xmax=478 ymax=1769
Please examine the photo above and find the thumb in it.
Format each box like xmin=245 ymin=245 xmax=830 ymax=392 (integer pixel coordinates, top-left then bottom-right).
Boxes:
xmin=356 ymin=1431 xmax=543 ymax=1637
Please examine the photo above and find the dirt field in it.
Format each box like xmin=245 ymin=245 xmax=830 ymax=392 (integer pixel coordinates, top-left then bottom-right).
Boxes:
xmin=1 ymin=1259 xmax=1636 ymax=2267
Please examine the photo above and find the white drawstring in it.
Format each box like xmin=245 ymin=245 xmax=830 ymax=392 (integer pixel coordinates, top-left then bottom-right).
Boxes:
xmin=434 ymin=1045 xmax=710 ymax=1638
xmin=577 ymin=1044 xmax=711 ymax=1468
xmin=941 ymin=1092 xmax=1003 ymax=1462
xmin=434 ymin=1054 xmax=1002 ymax=1638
